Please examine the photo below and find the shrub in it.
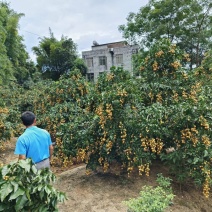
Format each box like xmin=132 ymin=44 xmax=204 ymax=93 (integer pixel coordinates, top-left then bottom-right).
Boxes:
xmin=124 ymin=174 xmax=175 ymax=212
xmin=0 ymin=159 xmax=66 ymax=211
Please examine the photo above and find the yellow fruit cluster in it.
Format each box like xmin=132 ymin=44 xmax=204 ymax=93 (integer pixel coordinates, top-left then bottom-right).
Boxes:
xmin=85 ymin=169 xmax=92 ymax=176
xmin=3 ymin=175 xmax=9 ymax=180
xmin=0 ymin=121 xmax=6 ymax=129
xmin=124 ymin=148 xmax=132 ymax=161
xmin=181 ymin=127 xmax=198 ymax=146
xmin=171 ymin=61 xmax=181 ymax=69
xmin=149 ymin=138 xmax=157 ymax=153
xmin=106 ymin=140 xmax=113 ymax=154
xmin=62 ymin=156 xmax=73 ymax=168
xmin=140 ymin=136 xmax=163 ymax=154
xmin=55 ymin=137 xmax=66 ymax=161
xmin=119 ymin=122 xmax=127 ymax=144
xmin=203 ymin=174 xmax=211 ymax=198
xmin=138 ymin=163 xmax=150 ymax=176
xmin=140 ymin=66 xmax=145 ymax=71
xmin=152 ymin=61 xmax=159 ymax=71
xmin=95 ymin=104 xmax=106 ymax=128
xmin=145 ymin=163 xmax=150 ymax=176
xmin=183 ymin=53 xmax=191 ymax=62
xmin=0 ymin=107 xmax=9 ymax=114
xmin=189 ymin=90 xmax=198 ymax=103
xmin=155 ymin=50 xmax=164 ymax=57
xmin=71 ymin=73 xmax=81 ymax=81
xmin=127 ymin=165 xmax=134 ymax=177
xmin=76 ymin=82 xmax=87 ymax=96
xmin=148 ymin=92 xmax=154 ymax=102
xmin=105 ymin=104 xmax=113 ymax=120
xmin=117 ymin=89 xmax=128 ymax=97
xmin=156 ymin=92 xmax=163 ymax=103
xmin=98 ymin=157 xmax=104 ymax=165
xmin=192 ymin=82 xmax=202 ymax=92
xmin=182 ymin=72 xmax=188 ymax=80
xmin=199 ymin=116 xmax=209 ymax=130
xmin=182 ymin=90 xmax=188 ymax=99
xmin=56 ymin=88 xmax=64 ymax=94
xmin=141 ymin=136 xmax=148 ymax=152
xmin=172 ymin=91 xmax=179 ymax=102
xmin=99 ymin=131 xmax=107 ymax=146
xmin=106 ymin=73 xmax=114 ymax=81
xmin=201 ymin=135 xmax=211 ymax=148
xmin=169 ymin=49 xmax=175 ymax=54
xmin=145 ymin=56 xmax=150 ymax=64
xmin=77 ymin=148 xmax=86 ymax=162
xmin=103 ymin=161 xmax=109 ymax=172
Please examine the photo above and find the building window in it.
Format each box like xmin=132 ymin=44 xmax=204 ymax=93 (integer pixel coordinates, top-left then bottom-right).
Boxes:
xmin=87 ymin=73 xmax=94 ymax=82
xmin=86 ymin=58 xmax=93 ymax=67
xmin=99 ymin=56 xmax=107 ymax=66
xmin=116 ymin=54 xmax=123 ymax=64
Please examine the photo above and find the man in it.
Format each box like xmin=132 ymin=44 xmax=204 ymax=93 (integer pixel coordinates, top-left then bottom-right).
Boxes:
xmin=14 ymin=111 xmax=54 ymax=170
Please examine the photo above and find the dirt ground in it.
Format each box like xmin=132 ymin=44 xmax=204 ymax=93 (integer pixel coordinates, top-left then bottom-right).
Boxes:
xmin=1 ymin=139 xmax=212 ymax=212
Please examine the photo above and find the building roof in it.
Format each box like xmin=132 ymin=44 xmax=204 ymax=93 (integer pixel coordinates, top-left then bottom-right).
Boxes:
xmin=92 ymin=41 xmax=128 ymax=48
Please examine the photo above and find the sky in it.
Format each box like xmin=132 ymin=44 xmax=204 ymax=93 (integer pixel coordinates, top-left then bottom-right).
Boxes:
xmin=5 ymin=0 xmax=149 ymax=61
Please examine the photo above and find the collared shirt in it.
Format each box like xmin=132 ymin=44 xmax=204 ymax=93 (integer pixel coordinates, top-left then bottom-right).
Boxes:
xmin=14 ymin=126 xmax=52 ymax=163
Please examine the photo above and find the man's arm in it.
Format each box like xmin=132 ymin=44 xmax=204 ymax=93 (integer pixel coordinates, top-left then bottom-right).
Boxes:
xmin=18 ymin=154 xmax=26 ymax=160
xmin=49 ymin=145 xmax=54 ymax=160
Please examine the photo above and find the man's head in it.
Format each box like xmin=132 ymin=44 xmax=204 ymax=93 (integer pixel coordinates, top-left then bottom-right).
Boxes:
xmin=21 ymin=111 xmax=36 ymax=127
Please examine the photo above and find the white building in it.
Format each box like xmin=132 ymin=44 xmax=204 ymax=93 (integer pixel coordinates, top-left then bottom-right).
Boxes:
xmin=82 ymin=41 xmax=139 ymax=81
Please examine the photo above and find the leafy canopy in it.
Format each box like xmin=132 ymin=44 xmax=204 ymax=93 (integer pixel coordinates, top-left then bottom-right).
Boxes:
xmin=0 ymin=2 xmax=37 ymax=85
xmin=119 ymin=0 xmax=212 ymax=68
xmin=33 ymin=28 xmax=86 ymax=80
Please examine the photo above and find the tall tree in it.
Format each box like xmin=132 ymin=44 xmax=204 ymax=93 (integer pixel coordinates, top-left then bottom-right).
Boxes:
xmin=0 ymin=2 xmax=34 ymax=85
xmin=0 ymin=2 xmax=15 ymax=84
xmin=33 ymin=29 xmax=86 ymax=80
xmin=119 ymin=0 xmax=212 ymax=68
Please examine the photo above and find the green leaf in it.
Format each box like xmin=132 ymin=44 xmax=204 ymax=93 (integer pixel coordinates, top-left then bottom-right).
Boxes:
xmin=39 ymin=189 xmax=45 ymax=199
xmin=1 ymin=166 xmax=9 ymax=177
xmin=45 ymin=185 xmax=51 ymax=195
xmin=0 ymin=183 xmax=13 ymax=201
xmin=8 ymin=188 xmax=25 ymax=200
xmin=32 ymin=165 xmax=37 ymax=174
xmin=15 ymin=194 xmax=28 ymax=211
xmin=37 ymin=204 xmax=49 ymax=212
xmin=18 ymin=160 xmax=31 ymax=172
xmin=25 ymin=188 xmax=31 ymax=201
xmin=204 ymin=150 xmax=208 ymax=157
xmin=37 ymin=184 xmax=43 ymax=191
xmin=0 ymin=203 xmax=10 ymax=211
xmin=193 ymin=157 xmax=199 ymax=164
xmin=10 ymin=181 xmax=19 ymax=192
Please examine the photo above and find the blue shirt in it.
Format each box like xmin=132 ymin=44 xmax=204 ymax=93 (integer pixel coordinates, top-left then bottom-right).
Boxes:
xmin=14 ymin=126 xmax=52 ymax=163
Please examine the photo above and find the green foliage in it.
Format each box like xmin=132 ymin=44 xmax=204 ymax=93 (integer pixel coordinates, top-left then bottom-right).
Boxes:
xmin=0 ymin=107 xmax=13 ymax=146
xmin=83 ymin=67 xmax=151 ymax=172
xmin=1 ymin=40 xmax=212 ymax=197
xmin=0 ymin=2 xmax=16 ymax=84
xmin=0 ymin=2 xmax=38 ymax=85
xmin=119 ymin=0 xmax=212 ymax=68
xmin=124 ymin=174 xmax=174 ymax=212
xmin=0 ymin=159 xmax=66 ymax=211
xmin=133 ymin=39 xmax=212 ymax=193
xmin=32 ymin=28 xmax=85 ymax=80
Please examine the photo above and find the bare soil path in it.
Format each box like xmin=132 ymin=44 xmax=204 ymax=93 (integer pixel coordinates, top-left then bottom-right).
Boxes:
xmin=1 ymin=139 xmax=212 ymax=212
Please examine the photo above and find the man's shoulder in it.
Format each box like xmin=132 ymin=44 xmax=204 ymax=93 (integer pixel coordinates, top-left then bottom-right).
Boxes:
xmin=17 ymin=132 xmax=28 ymax=143
xmin=36 ymin=127 xmax=50 ymax=135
